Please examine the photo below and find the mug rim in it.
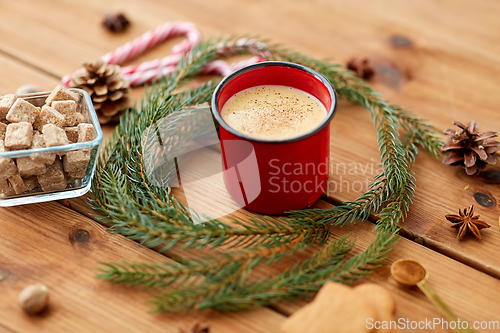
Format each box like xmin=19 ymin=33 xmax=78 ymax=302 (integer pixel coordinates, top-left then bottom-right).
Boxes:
xmin=211 ymin=61 xmax=337 ymax=143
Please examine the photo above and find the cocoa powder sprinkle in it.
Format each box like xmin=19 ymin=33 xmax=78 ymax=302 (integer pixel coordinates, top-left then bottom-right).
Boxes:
xmin=221 ymin=85 xmax=327 ymax=140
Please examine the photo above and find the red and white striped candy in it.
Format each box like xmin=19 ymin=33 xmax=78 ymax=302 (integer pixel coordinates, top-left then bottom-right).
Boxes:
xmin=62 ymin=22 xmax=268 ymax=88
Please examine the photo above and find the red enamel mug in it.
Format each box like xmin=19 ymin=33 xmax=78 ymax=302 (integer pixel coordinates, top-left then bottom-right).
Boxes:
xmin=211 ymin=61 xmax=337 ymax=214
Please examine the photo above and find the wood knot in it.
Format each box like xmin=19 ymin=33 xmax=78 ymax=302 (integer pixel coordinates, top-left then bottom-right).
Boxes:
xmin=371 ymin=62 xmax=407 ymax=89
xmin=414 ymin=237 xmax=425 ymax=246
xmin=480 ymin=170 xmax=500 ymax=184
xmin=69 ymin=228 xmax=90 ymax=244
xmin=390 ymin=35 xmax=414 ymax=49
xmin=473 ymin=192 xmax=496 ymax=208
xmin=0 ymin=266 xmax=11 ymax=282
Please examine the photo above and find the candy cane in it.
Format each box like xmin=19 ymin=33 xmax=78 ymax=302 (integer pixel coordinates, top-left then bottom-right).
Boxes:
xmin=201 ymin=56 xmax=266 ymax=77
xmin=61 ymin=21 xmax=201 ymax=87
xmin=102 ymin=21 xmax=200 ymax=65
xmin=62 ymin=22 xmax=268 ymax=87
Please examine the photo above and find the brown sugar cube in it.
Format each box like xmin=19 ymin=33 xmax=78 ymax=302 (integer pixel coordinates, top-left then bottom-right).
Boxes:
xmin=30 ymin=132 xmax=56 ymax=165
xmin=0 ymin=123 xmax=7 ymax=141
xmin=63 ymin=149 xmax=90 ymax=173
xmin=37 ymin=157 xmax=65 ymax=186
xmin=64 ymin=127 xmax=79 ymax=143
xmin=0 ymin=178 xmax=14 ymax=197
xmin=23 ymin=176 xmax=39 ymax=192
xmin=74 ymin=113 xmax=84 ymax=125
xmin=6 ymin=98 xmax=40 ymax=124
xmin=67 ymin=168 xmax=87 ymax=179
xmin=0 ymin=160 xmax=17 ymax=179
xmin=52 ymin=100 xmax=77 ymax=126
xmin=42 ymin=124 xmax=69 ymax=147
xmin=0 ymin=139 xmax=12 ymax=172
xmin=0 ymin=178 xmax=13 ymax=195
xmin=77 ymin=123 xmax=96 ymax=142
xmin=45 ymin=85 xmax=78 ymax=105
xmin=41 ymin=179 xmax=67 ymax=192
xmin=0 ymin=94 xmax=17 ymax=119
xmin=0 ymin=156 xmax=9 ymax=173
xmin=5 ymin=122 xmax=33 ymax=149
xmin=33 ymin=105 xmax=65 ymax=131
xmin=8 ymin=172 xmax=28 ymax=194
xmin=17 ymin=157 xmax=47 ymax=177
xmin=0 ymin=139 xmax=8 ymax=152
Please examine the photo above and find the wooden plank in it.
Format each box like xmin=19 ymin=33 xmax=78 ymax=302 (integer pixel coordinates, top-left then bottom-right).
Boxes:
xmin=0 ymin=54 xmax=285 ymax=332
xmin=0 ymin=53 xmax=58 ymax=94
xmin=0 ymin=0 xmax=499 ymax=83
xmin=1 ymin=0 xmax=500 ymax=330
xmin=0 ymin=323 xmax=15 ymax=333
xmin=320 ymin=102 xmax=500 ymax=279
xmin=272 ymin=208 xmax=500 ymax=333
xmin=0 ymin=201 xmax=285 ymax=333
xmin=66 ymin=146 xmax=500 ymax=332
xmin=2 ymin=0 xmax=499 ymax=279
xmin=161 ymin=149 xmax=500 ymax=333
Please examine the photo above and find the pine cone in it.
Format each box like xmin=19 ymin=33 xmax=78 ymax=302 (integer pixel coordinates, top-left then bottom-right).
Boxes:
xmin=441 ymin=120 xmax=499 ymax=175
xmin=69 ymin=60 xmax=130 ymax=124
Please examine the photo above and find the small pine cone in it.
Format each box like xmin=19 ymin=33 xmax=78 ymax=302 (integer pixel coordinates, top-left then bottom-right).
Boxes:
xmin=69 ymin=60 xmax=130 ymax=124
xmin=441 ymin=120 xmax=499 ymax=175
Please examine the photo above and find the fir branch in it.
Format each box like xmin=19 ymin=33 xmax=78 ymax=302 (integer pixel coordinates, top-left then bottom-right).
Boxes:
xmin=151 ymin=235 xmax=355 ymax=312
xmin=263 ymin=45 xmax=419 ymax=228
xmin=90 ymin=36 xmax=442 ymax=313
xmin=394 ymin=107 xmax=443 ymax=158
xmin=97 ymin=232 xmax=308 ymax=289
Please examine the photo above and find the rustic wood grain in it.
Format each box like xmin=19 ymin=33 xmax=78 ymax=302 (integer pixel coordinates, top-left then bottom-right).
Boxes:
xmin=169 ymin=147 xmax=500 ymax=333
xmin=0 ymin=53 xmax=285 ymax=332
xmin=1 ymin=0 xmax=500 ymax=331
xmin=0 ymin=54 xmax=58 ymax=94
xmin=271 ymin=205 xmax=500 ymax=333
xmin=2 ymin=0 xmax=499 ymax=280
xmin=67 ymin=146 xmax=500 ymax=332
xmin=0 ymin=201 xmax=285 ymax=333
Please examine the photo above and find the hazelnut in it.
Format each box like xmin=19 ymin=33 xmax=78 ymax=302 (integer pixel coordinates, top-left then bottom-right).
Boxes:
xmin=15 ymin=84 xmax=43 ymax=96
xmin=18 ymin=284 xmax=49 ymax=314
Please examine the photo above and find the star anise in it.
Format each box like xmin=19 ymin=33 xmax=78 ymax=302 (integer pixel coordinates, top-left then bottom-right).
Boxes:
xmin=347 ymin=58 xmax=376 ymax=80
xmin=179 ymin=323 xmax=209 ymax=333
xmin=102 ymin=13 xmax=131 ymax=33
xmin=445 ymin=205 xmax=490 ymax=240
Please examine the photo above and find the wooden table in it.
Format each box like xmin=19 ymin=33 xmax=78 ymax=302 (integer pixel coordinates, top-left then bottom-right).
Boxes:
xmin=1 ymin=0 xmax=500 ymax=332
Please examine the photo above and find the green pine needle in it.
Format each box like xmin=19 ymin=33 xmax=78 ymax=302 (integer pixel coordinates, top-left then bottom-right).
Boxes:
xmin=90 ymin=37 xmax=442 ymax=313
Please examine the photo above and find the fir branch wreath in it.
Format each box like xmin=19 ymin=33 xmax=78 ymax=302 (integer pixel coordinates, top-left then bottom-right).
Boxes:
xmin=90 ymin=38 xmax=443 ymax=312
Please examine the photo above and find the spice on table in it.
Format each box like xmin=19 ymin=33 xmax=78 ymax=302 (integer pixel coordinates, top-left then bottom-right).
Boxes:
xmin=18 ymin=284 xmax=49 ymax=315
xmin=68 ymin=60 xmax=130 ymax=124
xmin=346 ymin=58 xmax=376 ymax=80
xmin=102 ymin=13 xmax=130 ymax=33
xmin=16 ymin=84 xmax=43 ymax=95
xmin=441 ymin=120 xmax=499 ymax=175
xmin=445 ymin=205 xmax=490 ymax=240
xmin=179 ymin=323 xmax=210 ymax=333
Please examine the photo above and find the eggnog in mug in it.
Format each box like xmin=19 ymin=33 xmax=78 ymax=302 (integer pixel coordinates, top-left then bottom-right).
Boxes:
xmin=220 ymin=85 xmax=327 ymax=140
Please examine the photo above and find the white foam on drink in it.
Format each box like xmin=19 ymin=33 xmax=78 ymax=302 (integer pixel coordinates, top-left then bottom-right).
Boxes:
xmin=221 ymin=85 xmax=327 ymax=140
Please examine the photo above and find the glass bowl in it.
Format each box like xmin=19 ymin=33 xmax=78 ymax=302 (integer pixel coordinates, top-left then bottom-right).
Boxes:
xmin=0 ymin=88 xmax=103 ymax=206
